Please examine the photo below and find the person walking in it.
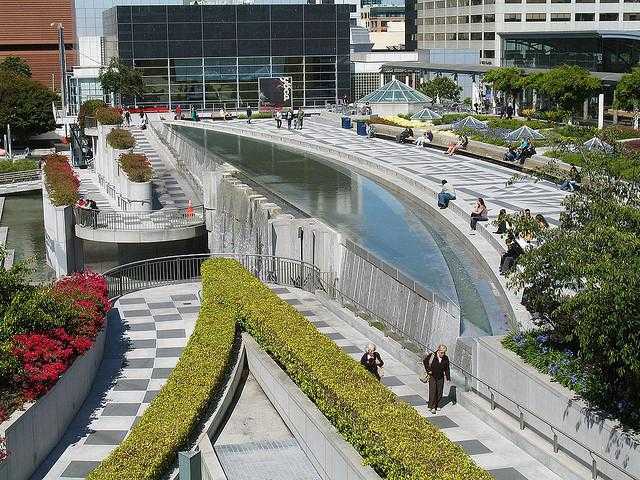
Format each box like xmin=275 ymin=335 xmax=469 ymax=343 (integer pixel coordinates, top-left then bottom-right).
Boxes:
xmin=469 ymin=197 xmax=488 ymax=233
xmin=124 ymin=108 xmax=131 ymax=127
xmin=286 ymin=109 xmax=293 ymax=129
xmin=175 ymin=104 xmax=182 ymax=120
xmin=297 ymin=108 xmax=304 ymax=130
xmin=360 ymin=343 xmax=384 ymax=380
xmin=423 ymin=344 xmax=451 ymax=414
xmin=246 ymin=105 xmax=253 ymax=124
xmin=275 ymin=110 xmax=282 ymax=129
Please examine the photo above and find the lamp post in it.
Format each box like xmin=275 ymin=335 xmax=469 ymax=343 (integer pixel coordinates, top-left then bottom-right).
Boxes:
xmin=50 ymin=22 xmax=67 ymax=114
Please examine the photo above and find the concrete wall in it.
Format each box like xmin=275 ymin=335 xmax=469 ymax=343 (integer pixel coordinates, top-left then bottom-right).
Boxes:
xmin=0 ymin=325 xmax=107 ymax=480
xmin=463 ymin=336 xmax=640 ymax=480
xmin=42 ymin=183 xmax=83 ymax=277
xmin=244 ymin=334 xmax=381 ymax=480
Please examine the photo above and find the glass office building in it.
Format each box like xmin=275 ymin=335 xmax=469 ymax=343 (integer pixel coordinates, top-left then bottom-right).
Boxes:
xmin=103 ymin=4 xmax=351 ymax=108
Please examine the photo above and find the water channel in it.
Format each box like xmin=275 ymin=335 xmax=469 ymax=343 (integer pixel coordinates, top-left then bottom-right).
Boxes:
xmin=173 ymin=126 xmax=511 ymax=336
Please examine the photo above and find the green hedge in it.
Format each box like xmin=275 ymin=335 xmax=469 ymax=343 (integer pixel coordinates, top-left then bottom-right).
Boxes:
xmin=207 ymin=259 xmax=492 ymax=480
xmin=0 ymin=159 xmax=38 ymax=173
xmin=106 ymin=128 xmax=135 ymax=150
xmin=87 ymin=266 xmax=237 ymax=480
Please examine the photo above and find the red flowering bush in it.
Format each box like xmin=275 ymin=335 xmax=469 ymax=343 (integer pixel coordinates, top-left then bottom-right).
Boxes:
xmin=119 ymin=153 xmax=153 ymax=183
xmin=42 ymin=154 xmax=80 ymax=206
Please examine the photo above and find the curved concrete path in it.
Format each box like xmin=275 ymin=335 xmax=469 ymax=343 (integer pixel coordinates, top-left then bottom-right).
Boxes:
xmin=31 ymin=284 xmax=201 ymax=480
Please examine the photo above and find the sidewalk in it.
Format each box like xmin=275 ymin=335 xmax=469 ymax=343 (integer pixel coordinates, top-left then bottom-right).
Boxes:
xmin=271 ymin=284 xmax=563 ymax=480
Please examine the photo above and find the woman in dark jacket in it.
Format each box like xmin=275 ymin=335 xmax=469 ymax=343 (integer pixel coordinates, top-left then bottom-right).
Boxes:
xmin=360 ymin=343 xmax=384 ymax=380
xmin=423 ymin=344 xmax=451 ymax=413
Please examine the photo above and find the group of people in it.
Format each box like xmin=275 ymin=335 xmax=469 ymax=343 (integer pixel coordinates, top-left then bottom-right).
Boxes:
xmin=77 ymin=198 xmax=100 ymax=228
xmin=122 ymin=108 xmax=148 ymax=129
xmin=273 ymin=108 xmax=305 ymax=130
xmin=361 ymin=343 xmax=451 ymax=414
xmin=498 ymin=208 xmax=549 ymax=274
xmin=503 ymin=138 xmax=536 ymax=165
xmin=498 ymin=104 xmax=515 ymax=119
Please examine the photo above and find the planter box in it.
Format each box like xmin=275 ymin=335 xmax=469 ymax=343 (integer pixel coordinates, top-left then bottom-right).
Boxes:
xmin=0 ymin=325 xmax=107 ymax=480
xmin=42 ymin=186 xmax=83 ymax=277
xmin=461 ymin=336 xmax=640 ymax=480
xmin=124 ymin=178 xmax=152 ymax=211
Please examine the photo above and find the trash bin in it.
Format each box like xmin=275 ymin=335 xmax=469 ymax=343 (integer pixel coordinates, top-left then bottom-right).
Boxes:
xmin=356 ymin=120 xmax=367 ymax=136
xmin=341 ymin=116 xmax=352 ymax=129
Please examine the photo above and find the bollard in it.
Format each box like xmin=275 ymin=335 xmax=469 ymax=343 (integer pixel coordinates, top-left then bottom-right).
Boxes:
xmin=178 ymin=450 xmax=202 ymax=480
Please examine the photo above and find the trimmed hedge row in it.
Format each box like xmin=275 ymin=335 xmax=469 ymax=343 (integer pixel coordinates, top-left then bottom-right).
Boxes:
xmin=87 ymin=265 xmax=237 ymax=480
xmin=118 ymin=153 xmax=153 ymax=182
xmin=206 ymin=259 xmax=492 ymax=480
xmin=95 ymin=106 xmax=122 ymax=126
xmin=106 ymin=128 xmax=135 ymax=150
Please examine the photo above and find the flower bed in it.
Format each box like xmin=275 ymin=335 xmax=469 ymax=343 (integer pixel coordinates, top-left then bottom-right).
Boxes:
xmin=95 ymin=106 xmax=122 ymax=126
xmin=42 ymin=154 xmax=80 ymax=206
xmin=106 ymin=128 xmax=135 ymax=150
xmin=0 ymin=270 xmax=110 ymax=428
xmin=503 ymin=331 xmax=640 ymax=430
xmin=118 ymin=153 xmax=153 ymax=182
xmin=87 ymin=263 xmax=237 ymax=480
xmin=204 ymin=259 xmax=491 ymax=480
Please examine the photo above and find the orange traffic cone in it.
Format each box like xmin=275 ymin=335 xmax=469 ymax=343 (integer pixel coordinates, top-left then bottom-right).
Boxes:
xmin=186 ymin=200 xmax=194 ymax=218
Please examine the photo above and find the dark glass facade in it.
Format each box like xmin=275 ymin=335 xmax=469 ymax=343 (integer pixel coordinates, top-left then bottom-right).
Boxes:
xmin=103 ymin=4 xmax=351 ymax=108
xmin=502 ymin=34 xmax=640 ymax=73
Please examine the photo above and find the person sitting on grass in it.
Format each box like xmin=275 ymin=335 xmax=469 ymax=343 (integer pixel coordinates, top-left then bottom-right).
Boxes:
xmin=560 ymin=166 xmax=581 ymax=192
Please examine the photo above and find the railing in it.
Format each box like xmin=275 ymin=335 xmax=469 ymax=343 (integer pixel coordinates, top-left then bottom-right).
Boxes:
xmin=102 ymin=253 xmax=319 ymax=299
xmin=74 ymin=205 xmax=205 ymax=231
xmin=0 ymin=170 xmax=41 ymax=185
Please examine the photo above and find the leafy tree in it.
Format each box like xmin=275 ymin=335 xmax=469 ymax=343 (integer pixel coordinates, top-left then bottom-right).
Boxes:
xmin=506 ymin=153 xmax=640 ymax=406
xmin=0 ymin=56 xmax=32 ymax=78
xmin=0 ymin=71 xmax=58 ymax=143
xmin=418 ymin=76 xmax=461 ymax=103
xmin=537 ymin=65 xmax=601 ymax=118
xmin=482 ymin=67 xmax=524 ymax=109
xmin=77 ymin=99 xmax=106 ymax=129
xmin=99 ymin=57 xmax=144 ymax=105
xmin=615 ymin=67 xmax=640 ymax=129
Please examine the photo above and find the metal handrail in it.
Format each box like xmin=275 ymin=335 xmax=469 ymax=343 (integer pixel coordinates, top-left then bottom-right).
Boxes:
xmin=74 ymin=205 xmax=205 ymax=231
xmin=0 ymin=170 xmax=41 ymax=185
xmin=102 ymin=253 xmax=320 ymax=299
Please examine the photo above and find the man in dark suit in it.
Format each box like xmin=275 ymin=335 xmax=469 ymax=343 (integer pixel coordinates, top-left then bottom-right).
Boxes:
xmin=423 ymin=344 xmax=451 ymax=414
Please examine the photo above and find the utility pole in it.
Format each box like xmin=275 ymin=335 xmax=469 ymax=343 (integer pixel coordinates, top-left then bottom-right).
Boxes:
xmin=51 ymin=22 xmax=67 ymax=114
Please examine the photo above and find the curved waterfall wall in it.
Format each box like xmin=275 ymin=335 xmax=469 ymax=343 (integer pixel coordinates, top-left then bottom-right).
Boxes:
xmin=157 ymin=120 xmax=462 ymax=351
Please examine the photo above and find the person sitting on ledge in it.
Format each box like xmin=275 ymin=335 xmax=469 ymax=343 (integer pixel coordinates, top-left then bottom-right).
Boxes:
xmin=437 ymin=179 xmax=456 ymax=209
xmin=397 ymin=127 xmax=414 ymax=144
xmin=560 ymin=166 xmax=581 ymax=192
xmin=500 ymin=233 xmax=524 ymax=274
xmin=494 ymin=208 xmax=509 ymax=234
xmin=503 ymin=146 xmax=517 ymax=162
xmin=469 ymin=197 xmax=488 ymax=234
xmin=447 ymin=134 xmax=468 ymax=156
xmin=415 ymin=130 xmax=432 ymax=147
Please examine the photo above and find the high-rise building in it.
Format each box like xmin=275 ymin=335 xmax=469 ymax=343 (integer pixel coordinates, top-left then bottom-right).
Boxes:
xmin=0 ymin=0 xmax=76 ymax=87
xmin=410 ymin=1 xmax=640 ymax=72
xmin=102 ymin=4 xmax=351 ymax=108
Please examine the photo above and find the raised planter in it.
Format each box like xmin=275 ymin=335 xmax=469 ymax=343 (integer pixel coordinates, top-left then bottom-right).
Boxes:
xmin=461 ymin=335 xmax=640 ymax=480
xmin=243 ymin=333 xmax=381 ymax=480
xmin=122 ymin=177 xmax=152 ymax=212
xmin=0 ymin=325 xmax=107 ymax=480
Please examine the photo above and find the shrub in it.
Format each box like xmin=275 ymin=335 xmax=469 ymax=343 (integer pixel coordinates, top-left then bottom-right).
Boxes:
xmin=205 ymin=259 xmax=492 ymax=480
xmin=42 ymin=154 xmax=80 ymax=206
xmin=118 ymin=153 xmax=153 ymax=182
xmin=0 ymin=159 xmax=39 ymax=173
xmin=95 ymin=106 xmax=122 ymax=126
xmin=106 ymin=128 xmax=135 ymax=150
xmin=600 ymin=125 xmax=640 ymax=143
xmin=78 ymin=99 xmax=106 ymax=129
xmin=87 ymin=263 xmax=237 ymax=480
xmin=237 ymin=112 xmax=273 ymax=119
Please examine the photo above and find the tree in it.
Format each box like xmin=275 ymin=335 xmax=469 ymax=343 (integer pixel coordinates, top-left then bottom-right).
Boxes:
xmin=537 ymin=65 xmax=601 ymax=119
xmin=482 ymin=67 xmax=524 ymax=110
xmin=506 ymin=153 xmax=640 ymax=410
xmin=615 ymin=67 xmax=640 ymax=129
xmin=99 ymin=57 xmax=144 ymax=105
xmin=0 ymin=71 xmax=58 ymax=143
xmin=418 ymin=76 xmax=461 ymax=103
xmin=0 ymin=56 xmax=32 ymax=78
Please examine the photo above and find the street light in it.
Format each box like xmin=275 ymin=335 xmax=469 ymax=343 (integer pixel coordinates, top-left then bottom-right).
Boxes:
xmin=50 ymin=22 xmax=67 ymax=114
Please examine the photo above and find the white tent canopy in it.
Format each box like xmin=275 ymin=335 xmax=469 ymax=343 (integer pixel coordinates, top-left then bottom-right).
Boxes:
xmin=505 ymin=125 xmax=544 ymax=142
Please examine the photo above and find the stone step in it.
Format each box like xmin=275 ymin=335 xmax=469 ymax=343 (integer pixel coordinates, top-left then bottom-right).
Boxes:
xmin=458 ymin=389 xmax=593 ymax=480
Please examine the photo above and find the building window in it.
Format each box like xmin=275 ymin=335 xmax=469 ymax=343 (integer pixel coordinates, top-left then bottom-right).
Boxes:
xmin=447 ymin=32 xmax=456 ymax=40
xmin=470 ymin=32 xmax=482 ymax=40
xmin=575 ymin=0 xmax=595 ymax=2
xmin=458 ymin=15 xmax=469 ymax=23
xmin=484 ymin=14 xmax=495 ymax=22
xmin=484 ymin=31 xmax=495 ymax=39
xmin=426 ymin=1 xmax=435 ymax=8
xmin=550 ymin=13 xmax=571 ymax=21
xmin=504 ymin=13 xmax=522 ymax=22
xmin=551 ymin=0 xmax=570 ymax=3
xmin=624 ymin=13 xmax=640 ymax=20
xmin=526 ymin=0 xmax=546 ymax=2
xmin=446 ymin=0 xmax=457 ymax=6
xmin=599 ymin=13 xmax=619 ymax=21
xmin=435 ymin=33 xmax=446 ymax=40
xmin=575 ymin=13 xmax=595 ymax=20
xmin=526 ymin=13 xmax=546 ymax=21
xmin=447 ymin=15 xmax=457 ymax=23
xmin=435 ymin=0 xmax=445 ymax=8
xmin=504 ymin=0 xmax=521 ymax=3
xmin=458 ymin=32 xmax=469 ymax=39
xmin=483 ymin=49 xmax=495 ymax=58
xmin=435 ymin=16 xmax=445 ymax=24
xmin=471 ymin=0 xmax=483 ymax=4
xmin=470 ymin=14 xmax=482 ymax=23
xmin=601 ymin=0 xmax=619 ymax=3
xmin=425 ymin=17 xmax=435 ymax=24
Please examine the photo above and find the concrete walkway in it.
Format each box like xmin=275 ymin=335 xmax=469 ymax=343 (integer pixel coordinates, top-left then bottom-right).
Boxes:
xmin=31 ymin=284 xmax=201 ymax=480
xmin=271 ymin=284 xmax=563 ymax=480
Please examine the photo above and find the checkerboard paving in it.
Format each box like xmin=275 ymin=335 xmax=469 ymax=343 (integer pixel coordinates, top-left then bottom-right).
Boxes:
xmin=271 ymin=285 xmax=564 ymax=480
xmin=223 ymin=116 xmax=568 ymax=228
xmin=33 ymin=284 xmax=200 ymax=480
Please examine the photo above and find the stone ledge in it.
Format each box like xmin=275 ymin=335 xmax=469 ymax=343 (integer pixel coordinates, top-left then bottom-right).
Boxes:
xmin=75 ymin=224 xmax=205 ymax=243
